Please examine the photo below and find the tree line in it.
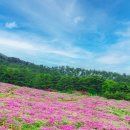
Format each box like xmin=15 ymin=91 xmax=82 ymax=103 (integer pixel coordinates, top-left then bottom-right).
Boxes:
xmin=0 ymin=53 xmax=130 ymax=100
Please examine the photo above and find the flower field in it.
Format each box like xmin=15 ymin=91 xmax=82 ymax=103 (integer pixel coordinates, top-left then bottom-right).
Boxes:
xmin=0 ymin=82 xmax=130 ymax=130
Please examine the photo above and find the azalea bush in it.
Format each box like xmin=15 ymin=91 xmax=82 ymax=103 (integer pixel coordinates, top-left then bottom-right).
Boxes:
xmin=0 ymin=82 xmax=130 ymax=130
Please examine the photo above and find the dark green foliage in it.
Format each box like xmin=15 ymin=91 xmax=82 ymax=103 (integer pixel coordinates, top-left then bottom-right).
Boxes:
xmin=78 ymin=76 xmax=104 ymax=94
xmin=102 ymin=80 xmax=130 ymax=100
xmin=56 ymin=76 xmax=75 ymax=91
xmin=0 ymin=53 xmax=130 ymax=100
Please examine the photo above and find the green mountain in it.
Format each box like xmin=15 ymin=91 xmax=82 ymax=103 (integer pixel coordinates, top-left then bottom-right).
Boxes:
xmin=0 ymin=53 xmax=130 ymax=82
xmin=0 ymin=52 xmax=130 ymax=101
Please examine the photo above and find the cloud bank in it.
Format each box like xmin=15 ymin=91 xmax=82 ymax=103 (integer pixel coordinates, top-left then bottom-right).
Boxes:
xmin=0 ymin=0 xmax=130 ymax=74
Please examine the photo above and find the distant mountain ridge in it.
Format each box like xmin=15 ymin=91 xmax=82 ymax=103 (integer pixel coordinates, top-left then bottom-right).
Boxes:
xmin=0 ymin=53 xmax=34 ymax=65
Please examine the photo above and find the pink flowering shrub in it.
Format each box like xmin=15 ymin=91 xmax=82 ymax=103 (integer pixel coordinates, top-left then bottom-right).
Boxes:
xmin=0 ymin=82 xmax=130 ymax=130
xmin=47 ymin=88 xmax=57 ymax=92
xmin=59 ymin=124 xmax=75 ymax=130
xmin=80 ymin=91 xmax=89 ymax=95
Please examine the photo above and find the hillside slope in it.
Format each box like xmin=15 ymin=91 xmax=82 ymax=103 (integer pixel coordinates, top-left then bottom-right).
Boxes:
xmin=0 ymin=82 xmax=130 ymax=130
xmin=0 ymin=53 xmax=130 ymax=101
xmin=0 ymin=53 xmax=34 ymax=65
xmin=0 ymin=53 xmax=130 ymax=82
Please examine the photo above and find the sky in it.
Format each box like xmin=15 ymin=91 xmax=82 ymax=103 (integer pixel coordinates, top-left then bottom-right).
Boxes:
xmin=0 ymin=0 xmax=130 ymax=74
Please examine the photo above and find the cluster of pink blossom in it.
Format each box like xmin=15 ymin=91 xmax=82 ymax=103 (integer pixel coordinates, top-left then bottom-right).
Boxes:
xmin=0 ymin=82 xmax=130 ymax=130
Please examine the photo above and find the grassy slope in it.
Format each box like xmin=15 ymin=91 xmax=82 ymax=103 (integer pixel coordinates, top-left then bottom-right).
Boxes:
xmin=0 ymin=82 xmax=130 ymax=130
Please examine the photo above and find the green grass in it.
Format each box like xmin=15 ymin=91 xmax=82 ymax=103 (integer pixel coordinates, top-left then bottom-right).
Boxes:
xmin=75 ymin=122 xmax=83 ymax=128
xmin=22 ymin=121 xmax=43 ymax=130
xmin=109 ymin=108 xmax=130 ymax=117
xmin=0 ymin=92 xmax=3 ymax=97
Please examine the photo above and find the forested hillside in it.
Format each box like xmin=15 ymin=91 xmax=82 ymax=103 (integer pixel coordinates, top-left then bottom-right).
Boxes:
xmin=0 ymin=53 xmax=130 ymax=100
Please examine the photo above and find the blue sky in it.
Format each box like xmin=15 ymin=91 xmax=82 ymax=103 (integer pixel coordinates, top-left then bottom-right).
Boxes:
xmin=0 ymin=0 xmax=130 ymax=74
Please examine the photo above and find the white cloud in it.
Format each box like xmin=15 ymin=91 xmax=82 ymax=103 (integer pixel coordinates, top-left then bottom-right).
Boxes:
xmin=0 ymin=38 xmax=37 ymax=51
xmin=97 ymin=40 xmax=130 ymax=66
xmin=97 ymin=54 xmax=127 ymax=65
xmin=97 ymin=23 xmax=130 ymax=66
xmin=115 ymin=27 xmax=130 ymax=38
xmin=64 ymin=0 xmax=77 ymax=17
xmin=2 ymin=0 xmax=130 ymax=73
xmin=1 ymin=29 xmax=130 ymax=73
xmin=5 ymin=21 xmax=17 ymax=29
xmin=0 ymin=30 xmax=93 ymax=59
xmin=73 ymin=16 xmax=84 ymax=24
xmin=2 ymin=0 xmax=109 ymax=36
